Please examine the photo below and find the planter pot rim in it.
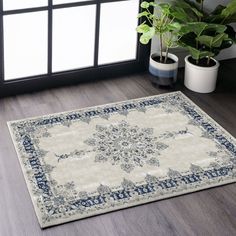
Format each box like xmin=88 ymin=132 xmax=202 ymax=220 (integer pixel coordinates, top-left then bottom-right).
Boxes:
xmin=151 ymin=52 xmax=178 ymax=64
xmin=150 ymin=52 xmax=178 ymax=71
xmin=185 ymin=55 xmax=219 ymax=71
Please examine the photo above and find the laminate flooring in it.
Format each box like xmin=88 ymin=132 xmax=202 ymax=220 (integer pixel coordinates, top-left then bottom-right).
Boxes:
xmin=0 ymin=59 xmax=236 ymax=236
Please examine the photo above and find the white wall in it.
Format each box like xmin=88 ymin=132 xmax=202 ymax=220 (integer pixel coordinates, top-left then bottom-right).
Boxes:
xmin=151 ymin=0 xmax=236 ymax=66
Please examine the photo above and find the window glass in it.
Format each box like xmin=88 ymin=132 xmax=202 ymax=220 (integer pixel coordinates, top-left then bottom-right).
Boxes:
xmin=4 ymin=11 xmax=48 ymax=80
xmin=52 ymin=5 xmax=96 ymax=72
xmin=53 ymin=0 xmax=87 ymax=4
xmin=98 ymin=0 xmax=139 ymax=65
xmin=3 ymin=0 xmax=48 ymax=11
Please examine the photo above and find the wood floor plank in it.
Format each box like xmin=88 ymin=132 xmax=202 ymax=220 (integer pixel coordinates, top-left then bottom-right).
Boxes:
xmin=0 ymin=59 xmax=236 ymax=236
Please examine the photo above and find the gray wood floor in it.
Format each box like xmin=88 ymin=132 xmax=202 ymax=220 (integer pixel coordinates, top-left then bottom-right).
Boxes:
xmin=0 ymin=59 xmax=236 ymax=236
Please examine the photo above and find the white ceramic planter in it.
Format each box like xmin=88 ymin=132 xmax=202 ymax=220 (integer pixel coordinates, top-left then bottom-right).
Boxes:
xmin=149 ymin=52 xmax=179 ymax=86
xmin=184 ymin=55 xmax=220 ymax=93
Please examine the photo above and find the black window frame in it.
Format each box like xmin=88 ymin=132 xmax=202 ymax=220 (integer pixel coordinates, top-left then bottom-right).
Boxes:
xmin=0 ymin=0 xmax=150 ymax=97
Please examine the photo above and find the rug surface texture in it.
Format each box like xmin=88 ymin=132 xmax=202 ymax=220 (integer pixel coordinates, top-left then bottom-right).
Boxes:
xmin=8 ymin=91 xmax=236 ymax=228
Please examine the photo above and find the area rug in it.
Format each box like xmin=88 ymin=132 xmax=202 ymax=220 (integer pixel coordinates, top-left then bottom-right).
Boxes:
xmin=8 ymin=91 xmax=236 ymax=228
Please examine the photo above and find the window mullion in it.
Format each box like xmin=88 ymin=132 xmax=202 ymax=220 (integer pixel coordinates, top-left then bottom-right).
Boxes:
xmin=94 ymin=1 xmax=100 ymax=67
xmin=48 ymin=0 xmax=53 ymax=75
xmin=0 ymin=0 xmax=4 ymax=84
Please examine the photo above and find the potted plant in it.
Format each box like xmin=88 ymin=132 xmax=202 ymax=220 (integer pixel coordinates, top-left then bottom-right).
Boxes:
xmin=171 ymin=0 xmax=236 ymax=93
xmin=136 ymin=1 xmax=181 ymax=87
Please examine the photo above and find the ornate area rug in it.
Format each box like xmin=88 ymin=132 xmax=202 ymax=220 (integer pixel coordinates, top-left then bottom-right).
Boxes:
xmin=8 ymin=91 xmax=236 ymax=228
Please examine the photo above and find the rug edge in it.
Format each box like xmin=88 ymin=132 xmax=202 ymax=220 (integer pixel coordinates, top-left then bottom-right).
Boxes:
xmin=40 ymin=178 xmax=236 ymax=228
xmin=6 ymin=91 xmax=183 ymax=124
xmin=7 ymin=122 xmax=44 ymax=228
xmin=178 ymin=92 xmax=236 ymax=143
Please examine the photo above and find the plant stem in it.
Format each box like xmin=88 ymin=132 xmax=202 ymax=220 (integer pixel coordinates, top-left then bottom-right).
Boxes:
xmin=207 ymin=56 xmax=210 ymax=66
xmin=200 ymin=0 xmax=204 ymax=12
xmin=146 ymin=8 xmax=154 ymax=25
xmin=160 ymin=33 xmax=163 ymax=63
xmin=164 ymin=46 xmax=169 ymax=64
xmin=199 ymin=0 xmax=204 ymax=21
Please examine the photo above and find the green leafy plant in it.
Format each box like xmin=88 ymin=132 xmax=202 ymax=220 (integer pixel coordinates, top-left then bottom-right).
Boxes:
xmin=171 ymin=0 xmax=236 ymax=66
xmin=136 ymin=1 xmax=180 ymax=64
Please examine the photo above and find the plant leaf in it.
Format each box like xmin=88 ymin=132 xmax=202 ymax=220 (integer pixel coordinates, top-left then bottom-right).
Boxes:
xmin=139 ymin=27 xmax=155 ymax=44
xmin=221 ymin=0 xmax=236 ymax=18
xmin=205 ymin=1 xmax=236 ymax=24
xmin=141 ymin=1 xmax=150 ymax=9
xmin=197 ymin=33 xmax=228 ymax=48
xmin=159 ymin=3 xmax=171 ymax=15
xmin=179 ymin=22 xmax=208 ymax=37
xmin=149 ymin=2 xmax=157 ymax=7
xmin=136 ymin=23 xmax=150 ymax=33
xmin=187 ymin=46 xmax=214 ymax=60
xmin=206 ymin=24 xmax=227 ymax=34
xmin=167 ymin=22 xmax=181 ymax=31
xmin=137 ymin=11 xmax=149 ymax=18
xmin=212 ymin=33 xmax=228 ymax=47
xmin=196 ymin=35 xmax=214 ymax=48
xmin=171 ymin=0 xmax=202 ymax=21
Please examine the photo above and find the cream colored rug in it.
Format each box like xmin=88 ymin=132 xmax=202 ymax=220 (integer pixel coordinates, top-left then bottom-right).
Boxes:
xmin=8 ymin=91 xmax=236 ymax=228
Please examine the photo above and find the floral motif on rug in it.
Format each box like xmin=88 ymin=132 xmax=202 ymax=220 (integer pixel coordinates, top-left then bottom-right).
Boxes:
xmin=8 ymin=91 xmax=236 ymax=228
xmin=85 ymin=121 xmax=167 ymax=172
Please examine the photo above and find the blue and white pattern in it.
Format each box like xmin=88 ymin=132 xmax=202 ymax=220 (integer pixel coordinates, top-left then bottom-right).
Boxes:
xmin=8 ymin=91 xmax=236 ymax=228
xmin=84 ymin=121 xmax=167 ymax=173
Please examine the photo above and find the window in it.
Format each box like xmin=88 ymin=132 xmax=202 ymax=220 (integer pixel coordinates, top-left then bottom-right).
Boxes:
xmin=98 ymin=0 xmax=139 ymax=65
xmin=0 ymin=0 xmax=149 ymax=96
xmin=3 ymin=0 xmax=47 ymax=11
xmin=4 ymin=11 xmax=48 ymax=80
xmin=52 ymin=5 xmax=96 ymax=72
